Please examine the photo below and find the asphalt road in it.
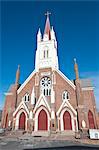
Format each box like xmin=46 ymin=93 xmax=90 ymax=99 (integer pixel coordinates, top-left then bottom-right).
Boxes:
xmin=0 ymin=139 xmax=99 ymax=150
xmin=25 ymin=147 xmax=99 ymax=150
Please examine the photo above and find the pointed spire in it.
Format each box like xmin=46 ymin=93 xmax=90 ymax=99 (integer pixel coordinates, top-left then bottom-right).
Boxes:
xmin=44 ymin=11 xmax=51 ymax=40
xmin=37 ymin=28 xmax=42 ymax=42
xmin=51 ymin=26 xmax=54 ymax=32
xmin=51 ymin=26 xmax=56 ymax=40
xmin=38 ymin=28 xmax=41 ymax=35
xmin=15 ymin=65 xmax=20 ymax=85
xmin=74 ymin=58 xmax=79 ymax=80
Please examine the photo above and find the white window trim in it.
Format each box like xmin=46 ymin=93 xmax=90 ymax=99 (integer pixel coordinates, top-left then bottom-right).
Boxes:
xmin=60 ymin=108 xmax=75 ymax=131
xmin=23 ymin=93 xmax=30 ymax=103
xmin=62 ymin=91 xmax=70 ymax=101
xmin=40 ymin=76 xmax=51 ymax=96
xmin=13 ymin=100 xmax=29 ymax=117
xmin=34 ymin=106 xmax=50 ymax=131
xmin=15 ymin=109 xmax=28 ymax=131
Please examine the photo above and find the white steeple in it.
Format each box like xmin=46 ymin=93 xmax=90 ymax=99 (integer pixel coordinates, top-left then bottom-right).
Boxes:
xmin=35 ymin=12 xmax=59 ymax=72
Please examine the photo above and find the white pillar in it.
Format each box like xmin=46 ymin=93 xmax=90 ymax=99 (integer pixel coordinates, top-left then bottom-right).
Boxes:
xmin=29 ymin=111 xmax=33 ymax=119
xmin=51 ymin=86 xmax=55 ymax=104
xmin=31 ymin=87 xmax=35 ymax=105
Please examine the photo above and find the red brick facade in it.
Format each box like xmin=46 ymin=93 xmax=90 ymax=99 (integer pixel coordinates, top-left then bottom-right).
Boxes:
xmin=1 ymin=67 xmax=99 ymax=134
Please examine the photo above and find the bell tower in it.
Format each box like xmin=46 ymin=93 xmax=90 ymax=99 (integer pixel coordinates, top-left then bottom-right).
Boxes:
xmin=35 ymin=12 xmax=59 ymax=72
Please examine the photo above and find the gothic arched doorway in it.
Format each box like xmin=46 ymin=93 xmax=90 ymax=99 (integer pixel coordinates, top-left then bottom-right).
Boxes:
xmin=5 ymin=113 xmax=8 ymax=128
xmin=88 ymin=110 xmax=95 ymax=129
xmin=63 ymin=111 xmax=72 ymax=130
xmin=38 ymin=109 xmax=48 ymax=130
xmin=19 ymin=112 xmax=26 ymax=130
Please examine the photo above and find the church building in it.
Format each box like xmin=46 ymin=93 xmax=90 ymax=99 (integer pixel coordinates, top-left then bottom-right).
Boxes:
xmin=1 ymin=13 xmax=99 ymax=136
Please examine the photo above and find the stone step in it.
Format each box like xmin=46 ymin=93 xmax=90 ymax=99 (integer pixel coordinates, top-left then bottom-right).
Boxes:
xmin=60 ymin=130 xmax=75 ymax=136
xmin=32 ymin=131 xmax=50 ymax=137
xmin=80 ymin=130 xmax=89 ymax=139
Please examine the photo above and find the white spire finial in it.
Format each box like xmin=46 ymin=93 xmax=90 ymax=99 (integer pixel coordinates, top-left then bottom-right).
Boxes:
xmin=38 ymin=28 xmax=41 ymax=34
xmin=37 ymin=28 xmax=42 ymax=42
xmin=51 ymin=26 xmax=54 ymax=31
xmin=51 ymin=26 xmax=56 ymax=41
xmin=45 ymin=11 xmax=51 ymax=18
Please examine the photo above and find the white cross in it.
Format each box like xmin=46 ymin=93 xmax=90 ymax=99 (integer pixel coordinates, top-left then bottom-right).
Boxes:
xmin=45 ymin=11 xmax=51 ymax=17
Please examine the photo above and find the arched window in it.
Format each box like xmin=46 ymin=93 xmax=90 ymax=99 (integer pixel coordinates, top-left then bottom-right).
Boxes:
xmin=47 ymin=89 xmax=48 ymax=96
xmin=44 ymin=89 xmax=45 ymax=96
xmin=62 ymin=91 xmax=70 ymax=100
xmin=47 ymin=50 xmax=49 ymax=58
xmin=25 ymin=95 xmax=27 ymax=101
xmin=49 ymin=89 xmax=51 ymax=96
xmin=22 ymin=93 xmax=30 ymax=102
xmin=44 ymin=50 xmax=45 ymax=58
xmin=43 ymin=46 xmax=49 ymax=59
xmin=88 ymin=110 xmax=95 ymax=129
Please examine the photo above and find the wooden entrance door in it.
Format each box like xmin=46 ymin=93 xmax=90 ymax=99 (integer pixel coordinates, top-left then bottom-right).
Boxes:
xmin=19 ymin=112 xmax=26 ymax=130
xmin=38 ymin=109 xmax=48 ymax=130
xmin=63 ymin=111 xmax=72 ymax=130
xmin=88 ymin=110 xmax=95 ymax=129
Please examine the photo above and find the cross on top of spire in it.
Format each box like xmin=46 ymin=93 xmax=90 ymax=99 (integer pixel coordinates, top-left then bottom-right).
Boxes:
xmin=45 ymin=11 xmax=51 ymax=18
xmin=44 ymin=11 xmax=51 ymax=39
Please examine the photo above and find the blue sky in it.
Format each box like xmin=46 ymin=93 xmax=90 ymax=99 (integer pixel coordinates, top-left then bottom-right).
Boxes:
xmin=1 ymin=1 xmax=99 ymax=110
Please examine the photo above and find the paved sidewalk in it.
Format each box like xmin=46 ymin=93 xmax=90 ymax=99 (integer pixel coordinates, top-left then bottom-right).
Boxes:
xmin=0 ymin=132 xmax=99 ymax=150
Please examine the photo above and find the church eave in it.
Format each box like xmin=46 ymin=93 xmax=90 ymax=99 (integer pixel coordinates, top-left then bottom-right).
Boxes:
xmin=17 ymin=70 xmax=36 ymax=94
xmin=56 ymin=69 xmax=76 ymax=90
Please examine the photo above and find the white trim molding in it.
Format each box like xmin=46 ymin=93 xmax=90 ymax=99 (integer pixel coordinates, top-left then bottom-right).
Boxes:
xmin=34 ymin=106 xmax=51 ymax=131
xmin=60 ymin=108 xmax=75 ymax=131
xmin=14 ymin=109 xmax=28 ymax=130
xmin=55 ymin=69 xmax=75 ymax=89
xmin=33 ymin=93 xmax=51 ymax=114
xmin=56 ymin=99 xmax=77 ymax=117
xmin=13 ymin=100 xmax=29 ymax=117
xmin=56 ymin=100 xmax=78 ymax=132
xmin=17 ymin=70 xmax=36 ymax=94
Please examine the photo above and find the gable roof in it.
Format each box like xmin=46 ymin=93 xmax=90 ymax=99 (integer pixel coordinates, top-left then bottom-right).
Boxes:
xmin=17 ymin=68 xmax=75 ymax=94
xmin=17 ymin=70 xmax=36 ymax=94
xmin=55 ymin=69 xmax=76 ymax=89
